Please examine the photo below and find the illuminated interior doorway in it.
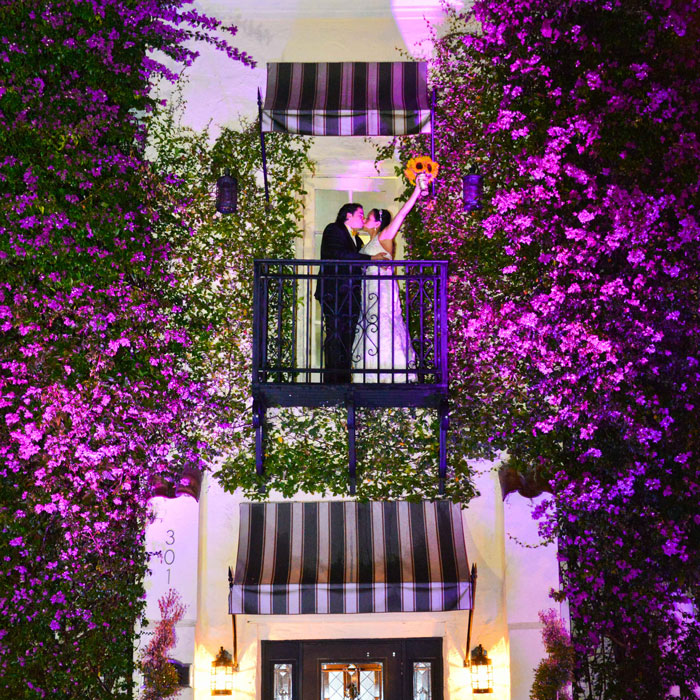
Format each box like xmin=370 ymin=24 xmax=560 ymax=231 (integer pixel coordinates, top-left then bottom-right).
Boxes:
xmin=300 ymin=180 xmax=404 ymax=374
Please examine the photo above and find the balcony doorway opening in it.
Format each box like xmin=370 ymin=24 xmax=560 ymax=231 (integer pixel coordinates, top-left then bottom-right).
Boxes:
xmin=303 ymin=184 xmax=403 ymax=375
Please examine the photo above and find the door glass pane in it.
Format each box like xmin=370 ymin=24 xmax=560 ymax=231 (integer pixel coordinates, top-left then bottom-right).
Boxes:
xmin=320 ymin=662 xmax=382 ymax=700
xmin=413 ymin=662 xmax=432 ymax=700
xmin=274 ymin=663 xmax=292 ymax=699
xmin=314 ymin=190 xmax=350 ymax=239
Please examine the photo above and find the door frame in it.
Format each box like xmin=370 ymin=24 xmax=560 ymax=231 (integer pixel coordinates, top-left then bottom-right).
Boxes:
xmin=261 ymin=637 xmax=443 ymax=700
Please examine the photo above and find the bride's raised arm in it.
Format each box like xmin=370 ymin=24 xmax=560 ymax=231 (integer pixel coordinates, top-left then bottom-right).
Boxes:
xmin=378 ymin=181 xmax=424 ymax=241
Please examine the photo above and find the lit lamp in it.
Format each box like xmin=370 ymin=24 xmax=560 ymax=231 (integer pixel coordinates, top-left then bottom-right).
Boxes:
xmin=462 ymin=173 xmax=483 ymax=212
xmin=211 ymin=646 xmax=234 ymax=696
xmin=216 ymin=170 xmax=238 ymax=214
xmin=469 ymin=645 xmax=493 ymax=694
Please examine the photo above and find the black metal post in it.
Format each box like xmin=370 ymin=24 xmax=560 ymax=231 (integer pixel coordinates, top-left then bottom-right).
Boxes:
xmin=438 ymin=261 xmax=449 ymax=385
xmin=464 ymin=563 xmax=478 ymax=666
xmin=252 ymin=260 xmax=262 ymax=382
xmin=257 ymin=88 xmax=270 ymax=205
xmin=231 ymin=614 xmax=239 ymax=672
xmin=347 ymin=400 xmax=356 ymax=495
xmin=430 ymin=87 xmax=437 ymax=197
xmin=438 ymin=399 xmax=449 ymax=494
xmin=253 ymin=398 xmax=266 ymax=481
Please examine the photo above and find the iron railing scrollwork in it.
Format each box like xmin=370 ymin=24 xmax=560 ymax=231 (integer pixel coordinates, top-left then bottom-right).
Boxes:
xmin=252 ymin=259 xmax=448 ymax=388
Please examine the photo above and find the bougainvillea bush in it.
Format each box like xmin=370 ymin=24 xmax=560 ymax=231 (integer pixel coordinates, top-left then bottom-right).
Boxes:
xmin=138 ymin=589 xmax=185 ymax=700
xmin=391 ymin=0 xmax=699 ymax=697
xmin=0 ymin=1 xmax=252 ymax=697
xmin=530 ymin=609 xmax=574 ymax=700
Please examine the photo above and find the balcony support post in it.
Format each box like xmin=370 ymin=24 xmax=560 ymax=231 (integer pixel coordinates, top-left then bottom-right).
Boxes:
xmin=347 ymin=399 xmax=357 ymax=495
xmin=253 ymin=398 xmax=266 ymax=481
xmin=430 ymin=87 xmax=437 ymax=197
xmin=438 ymin=399 xmax=449 ymax=494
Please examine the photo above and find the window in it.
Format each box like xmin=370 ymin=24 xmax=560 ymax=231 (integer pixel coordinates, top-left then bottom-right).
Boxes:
xmin=321 ymin=662 xmax=383 ymax=700
xmin=413 ymin=661 xmax=432 ymax=700
xmin=273 ymin=663 xmax=293 ymax=699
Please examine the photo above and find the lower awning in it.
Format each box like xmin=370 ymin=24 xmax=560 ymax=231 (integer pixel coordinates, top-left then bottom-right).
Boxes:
xmin=229 ymin=501 xmax=471 ymax=615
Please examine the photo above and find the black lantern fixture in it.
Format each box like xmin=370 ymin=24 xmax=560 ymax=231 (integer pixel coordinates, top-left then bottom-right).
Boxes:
xmin=211 ymin=646 xmax=234 ymax=696
xmin=462 ymin=172 xmax=483 ymax=212
xmin=469 ymin=645 xmax=494 ymax=694
xmin=216 ymin=169 xmax=238 ymax=214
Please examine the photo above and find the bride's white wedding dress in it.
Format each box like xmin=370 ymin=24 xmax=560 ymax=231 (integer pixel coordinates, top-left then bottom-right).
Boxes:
xmin=352 ymin=236 xmax=417 ymax=383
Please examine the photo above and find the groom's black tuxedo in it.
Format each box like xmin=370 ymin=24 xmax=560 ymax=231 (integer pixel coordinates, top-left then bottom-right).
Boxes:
xmin=315 ymin=222 xmax=371 ymax=383
xmin=315 ymin=221 xmax=370 ymax=299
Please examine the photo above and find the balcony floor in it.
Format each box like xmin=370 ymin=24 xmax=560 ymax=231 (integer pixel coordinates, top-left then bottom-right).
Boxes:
xmin=253 ymin=382 xmax=448 ymax=409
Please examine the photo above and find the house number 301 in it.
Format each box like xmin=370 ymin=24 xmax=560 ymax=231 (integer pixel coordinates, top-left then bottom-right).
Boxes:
xmin=164 ymin=529 xmax=175 ymax=583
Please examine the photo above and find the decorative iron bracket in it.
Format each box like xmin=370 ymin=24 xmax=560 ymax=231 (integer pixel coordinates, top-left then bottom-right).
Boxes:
xmin=228 ymin=567 xmax=239 ymax=671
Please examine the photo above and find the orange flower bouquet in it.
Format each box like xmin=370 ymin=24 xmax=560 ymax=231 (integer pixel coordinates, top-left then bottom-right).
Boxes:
xmin=404 ymin=156 xmax=439 ymax=187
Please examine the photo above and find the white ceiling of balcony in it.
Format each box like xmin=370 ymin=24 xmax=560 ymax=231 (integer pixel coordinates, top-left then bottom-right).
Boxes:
xmin=195 ymin=0 xmax=462 ymax=20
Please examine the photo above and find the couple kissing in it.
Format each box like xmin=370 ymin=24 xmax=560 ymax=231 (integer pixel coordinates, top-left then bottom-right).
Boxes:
xmin=315 ymin=179 xmax=427 ymax=384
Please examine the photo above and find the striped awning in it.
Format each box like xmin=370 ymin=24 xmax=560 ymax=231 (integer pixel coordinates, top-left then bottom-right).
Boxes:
xmin=261 ymin=62 xmax=431 ymax=136
xmin=229 ymin=501 xmax=471 ymax=615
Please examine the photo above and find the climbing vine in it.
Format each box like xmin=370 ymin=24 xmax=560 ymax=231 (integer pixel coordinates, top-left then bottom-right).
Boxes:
xmin=0 ymin=2 xmax=252 ymax=697
xmin=387 ymin=2 xmax=700 ymax=697
xmin=148 ymin=91 xmax=476 ymax=503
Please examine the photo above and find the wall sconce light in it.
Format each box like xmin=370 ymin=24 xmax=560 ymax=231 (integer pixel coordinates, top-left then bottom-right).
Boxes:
xmin=216 ymin=170 xmax=238 ymax=214
xmin=469 ymin=644 xmax=493 ymax=694
xmin=211 ymin=646 xmax=234 ymax=696
xmin=462 ymin=173 xmax=483 ymax=212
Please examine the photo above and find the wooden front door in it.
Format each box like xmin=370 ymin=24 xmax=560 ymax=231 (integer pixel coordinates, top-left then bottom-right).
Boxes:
xmin=262 ymin=637 xmax=442 ymax=700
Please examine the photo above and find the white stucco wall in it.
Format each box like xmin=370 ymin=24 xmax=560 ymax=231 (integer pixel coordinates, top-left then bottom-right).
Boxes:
xmin=172 ymin=0 xmax=461 ymax=132
xmin=503 ymin=494 xmax=560 ymax=700
xmin=141 ymin=496 xmax=201 ymax=700
xmin=463 ymin=463 xmax=510 ymax=700
xmin=157 ymin=0 xmax=462 ymax=180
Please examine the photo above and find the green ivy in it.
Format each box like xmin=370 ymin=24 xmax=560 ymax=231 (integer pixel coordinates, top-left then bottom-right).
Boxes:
xmin=148 ymin=94 xmax=477 ymax=504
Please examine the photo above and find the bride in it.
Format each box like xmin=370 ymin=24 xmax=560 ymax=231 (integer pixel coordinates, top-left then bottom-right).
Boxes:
xmin=352 ymin=178 xmax=426 ymax=383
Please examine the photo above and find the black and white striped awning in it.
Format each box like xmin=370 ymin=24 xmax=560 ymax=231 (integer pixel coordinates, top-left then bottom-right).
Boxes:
xmin=229 ymin=501 xmax=471 ymax=615
xmin=261 ymin=62 xmax=432 ymax=136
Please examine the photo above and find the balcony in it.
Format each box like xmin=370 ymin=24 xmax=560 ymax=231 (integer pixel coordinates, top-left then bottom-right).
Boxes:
xmin=252 ymin=259 xmax=449 ymax=492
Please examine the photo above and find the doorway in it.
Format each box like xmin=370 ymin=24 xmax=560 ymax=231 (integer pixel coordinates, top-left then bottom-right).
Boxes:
xmin=300 ymin=180 xmax=405 ymax=376
xmin=262 ymin=637 xmax=442 ymax=700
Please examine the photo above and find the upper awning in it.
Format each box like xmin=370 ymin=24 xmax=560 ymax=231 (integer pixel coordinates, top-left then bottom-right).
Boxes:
xmin=229 ymin=500 xmax=471 ymax=615
xmin=261 ymin=62 xmax=432 ymax=136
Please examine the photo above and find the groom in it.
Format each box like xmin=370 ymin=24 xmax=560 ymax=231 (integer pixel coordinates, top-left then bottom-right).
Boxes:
xmin=315 ymin=203 xmax=388 ymax=383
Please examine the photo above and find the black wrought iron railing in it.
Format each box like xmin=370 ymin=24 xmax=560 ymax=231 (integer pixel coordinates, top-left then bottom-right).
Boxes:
xmin=252 ymin=259 xmax=448 ymax=394
xmin=251 ymin=258 xmax=450 ymax=492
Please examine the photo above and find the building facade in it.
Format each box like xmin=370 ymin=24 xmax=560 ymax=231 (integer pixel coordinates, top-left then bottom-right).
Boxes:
xmin=140 ymin=2 xmax=561 ymax=698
